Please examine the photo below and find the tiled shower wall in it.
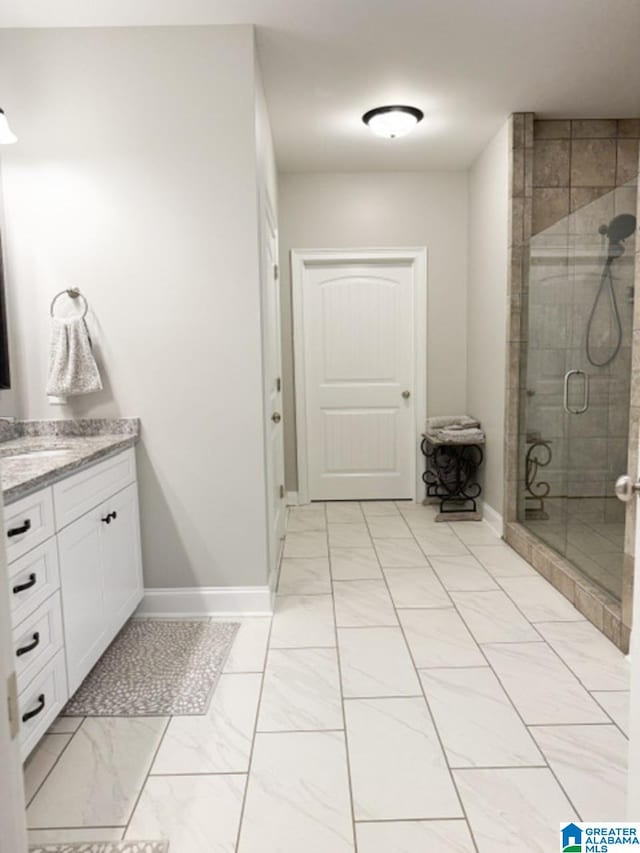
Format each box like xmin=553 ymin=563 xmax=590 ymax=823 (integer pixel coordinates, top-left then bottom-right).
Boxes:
xmin=531 ymin=119 xmax=639 ymax=234
xmin=504 ymin=114 xmax=640 ymax=652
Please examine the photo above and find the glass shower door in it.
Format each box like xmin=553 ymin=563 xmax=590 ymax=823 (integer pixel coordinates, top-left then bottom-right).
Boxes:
xmin=522 ymin=222 xmax=571 ymax=559
xmin=521 ymin=182 xmax=636 ymax=604
xmin=564 ymin=184 xmax=635 ymax=600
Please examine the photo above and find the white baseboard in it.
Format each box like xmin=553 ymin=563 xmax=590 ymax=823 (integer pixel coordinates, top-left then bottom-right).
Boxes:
xmin=482 ymin=501 xmax=504 ymax=538
xmin=138 ymin=586 xmax=273 ymax=617
xmin=286 ymin=491 xmax=299 ymax=506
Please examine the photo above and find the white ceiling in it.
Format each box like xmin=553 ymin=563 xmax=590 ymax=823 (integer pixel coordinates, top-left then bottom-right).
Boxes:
xmin=1 ymin=0 xmax=639 ymax=172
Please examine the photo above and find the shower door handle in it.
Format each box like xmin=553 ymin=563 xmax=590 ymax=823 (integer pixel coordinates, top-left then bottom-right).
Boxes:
xmin=563 ymin=370 xmax=589 ymax=414
xmin=615 ymin=475 xmax=640 ymax=503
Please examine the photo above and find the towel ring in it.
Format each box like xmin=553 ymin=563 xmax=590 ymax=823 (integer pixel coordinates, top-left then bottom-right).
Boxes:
xmin=50 ymin=288 xmax=88 ymax=320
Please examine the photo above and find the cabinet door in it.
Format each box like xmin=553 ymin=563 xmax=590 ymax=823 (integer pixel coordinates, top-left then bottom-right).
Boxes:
xmin=99 ymin=483 xmax=143 ymax=640
xmin=57 ymin=509 xmax=105 ymax=695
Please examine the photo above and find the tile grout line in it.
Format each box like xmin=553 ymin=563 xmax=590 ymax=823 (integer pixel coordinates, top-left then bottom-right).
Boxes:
xmin=448 ymin=590 xmax=587 ymax=822
xmin=444 ymin=521 xmax=631 ymax=727
xmin=527 ymin=721 xmax=622 ymax=729
xmin=401 ymin=502 xmax=617 ymax=825
xmin=147 ymin=770 xmax=255 ymax=777
xmin=122 ymin=715 xmax=173 ymax=840
xmin=436 ymin=524 xmax=553 ymax=642
xmin=27 ymin=824 xmax=127 ymax=833
xmin=490 ymin=574 xmax=580 ymax=637
xmin=585 ymin=691 xmax=630 ymax=740
xmin=364 ymin=502 xmax=481 ymax=853
xmin=232 ymin=560 xmax=277 ymax=853
xmin=253 ymin=728 xmax=345 ymax=735
xmin=354 ymin=816 xmax=468 ymax=824
xmin=518 ymin=631 xmax=630 ymax=739
xmin=327 ymin=502 xmax=360 ymax=853
xmin=25 ymin=719 xmax=86 ymax=811
xmin=30 ymin=614 xmax=259 ymax=842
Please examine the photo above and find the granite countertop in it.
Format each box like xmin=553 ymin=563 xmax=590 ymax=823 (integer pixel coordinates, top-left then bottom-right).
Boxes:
xmin=0 ymin=419 xmax=140 ymax=504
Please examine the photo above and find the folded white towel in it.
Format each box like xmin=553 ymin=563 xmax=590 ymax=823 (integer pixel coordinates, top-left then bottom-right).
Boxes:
xmin=446 ymin=421 xmax=481 ymax=431
xmin=426 ymin=415 xmax=480 ymax=430
xmin=46 ymin=317 xmax=103 ymax=405
xmin=426 ymin=427 xmax=486 ymax=445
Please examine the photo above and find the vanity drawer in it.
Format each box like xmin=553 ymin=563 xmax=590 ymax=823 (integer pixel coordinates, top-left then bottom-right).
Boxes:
xmin=53 ymin=447 xmax=136 ymax=529
xmin=9 ymin=539 xmax=60 ymax=626
xmin=19 ymin=648 xmax=68 ymax=760
xmin=13 ymin=591 xmax=64 ymax=694
xmin=4 ymin=487 xmax=55 ymax=564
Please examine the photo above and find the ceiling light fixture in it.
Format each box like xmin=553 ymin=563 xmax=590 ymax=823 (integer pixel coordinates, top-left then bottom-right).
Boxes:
xmin=362 ymin=105 xmax=424 ymax=139
xmin=0 ymin=108 xmax=17 ymax=144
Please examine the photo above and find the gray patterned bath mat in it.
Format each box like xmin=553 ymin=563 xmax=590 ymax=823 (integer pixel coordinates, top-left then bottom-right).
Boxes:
xmin=29 ymin=844 xmax=168 ymax=853
xmin=63 ymin=619 xmax=239 ymax=716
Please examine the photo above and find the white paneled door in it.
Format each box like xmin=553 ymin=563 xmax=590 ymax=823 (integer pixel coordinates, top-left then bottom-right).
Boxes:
xmin=294 ymin=251 xmax=426 ymax=502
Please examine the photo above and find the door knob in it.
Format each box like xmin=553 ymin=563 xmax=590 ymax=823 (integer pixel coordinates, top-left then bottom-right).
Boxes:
xmin=615 ymin=475 xmax=640 ymax=503
xmin=271 ymin=412 xmax=282 ymax=423
xmin=402 ymin=390 xmax=411 ymax=399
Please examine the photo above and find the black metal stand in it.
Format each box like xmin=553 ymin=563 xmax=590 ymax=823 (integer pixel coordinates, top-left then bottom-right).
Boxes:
xmin=525 ymin=439 xmax=552 ymax=520
xmin=420 ymin=436 xmax=484 ymax=515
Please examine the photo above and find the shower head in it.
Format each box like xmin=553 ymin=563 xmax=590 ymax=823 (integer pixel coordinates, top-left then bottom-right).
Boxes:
xmin=607 ymin=213 xmax=637 ymax=244
xmin=598 ymin=213 xmax=637 ymax=260
xmin=601 ymin=213 xmax=637 ymax=260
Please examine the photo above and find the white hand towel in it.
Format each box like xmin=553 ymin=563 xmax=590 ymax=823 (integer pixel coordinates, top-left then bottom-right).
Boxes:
xmin=426 ymin=415 xmax=480 ymax=430
xmin=46 ymin=317 xmax=103 ymax=405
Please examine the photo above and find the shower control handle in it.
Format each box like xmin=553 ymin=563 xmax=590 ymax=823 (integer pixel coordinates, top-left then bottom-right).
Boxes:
xmin=614 ymin=475 xmax=640 ymax=503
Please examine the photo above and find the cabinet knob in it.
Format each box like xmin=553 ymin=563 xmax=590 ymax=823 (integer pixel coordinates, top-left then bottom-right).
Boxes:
xmin=402 ymin=390 xmax=411 ymax=399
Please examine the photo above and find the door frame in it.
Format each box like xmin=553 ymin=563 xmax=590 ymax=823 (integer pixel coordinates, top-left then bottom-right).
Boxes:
xmin=291 ymin=247 xmax=428 ymax=505
xmin=259 ymin=187 xmax=285 ymax=592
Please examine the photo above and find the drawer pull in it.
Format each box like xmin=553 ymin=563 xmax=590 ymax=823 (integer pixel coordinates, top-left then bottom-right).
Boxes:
xmin=22 ymin=693 xmax=45 ymax=723
xmin=16 ymin=631 xmax=40 ymax=658
xmin=12 ymin=573 xmax=37 ymax=595
xmin=8 ymin=518 xmax=32 ymax=538
xmin=101 ymin=511 xmax=117 ymax=524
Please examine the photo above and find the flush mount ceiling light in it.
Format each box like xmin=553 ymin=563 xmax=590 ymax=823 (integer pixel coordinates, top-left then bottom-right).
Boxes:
xmin=362 ymin=105 xmax=424 ymax=139
xmin=0 ymin=108 xmax=17 ymax=144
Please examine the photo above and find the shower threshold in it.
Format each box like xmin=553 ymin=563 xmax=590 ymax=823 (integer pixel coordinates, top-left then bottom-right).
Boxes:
xmin=504 ymin=520 xmax=628 ymax=653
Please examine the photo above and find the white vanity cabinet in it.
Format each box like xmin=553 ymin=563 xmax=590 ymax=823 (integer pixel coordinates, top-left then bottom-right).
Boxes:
xmin=4 ymin=446 xmax=143 ymax=757
xmin=58 ymin=480 xmax=142 ymax=695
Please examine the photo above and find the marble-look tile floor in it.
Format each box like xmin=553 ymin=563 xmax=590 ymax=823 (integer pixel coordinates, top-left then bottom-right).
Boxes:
xmin=24 ymin=501 xmax=630 ymax=853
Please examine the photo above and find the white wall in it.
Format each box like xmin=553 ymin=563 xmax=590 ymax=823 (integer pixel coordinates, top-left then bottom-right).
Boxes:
xmin=278 ymin=171 xmax=468 ymax=490
xmin=0 ymin=25 xmax=273 ymax=589
xmin=0 ymin=169 xmax=17 ymax=417
xmin=466 ymin=121 xmax=510 ymax=521
xmin=254 ymin=58 xmax=278 ymax=218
